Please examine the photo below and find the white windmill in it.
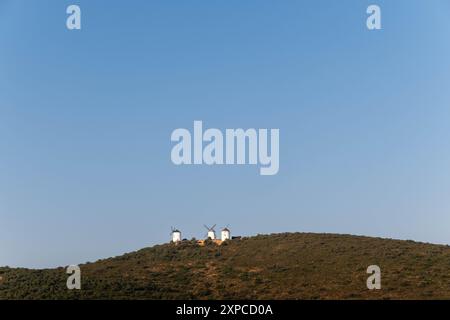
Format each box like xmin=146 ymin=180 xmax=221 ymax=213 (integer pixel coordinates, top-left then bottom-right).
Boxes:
xmin=171 ymin=227 xmax=181 ymax=243
xmin=221 ymin=226 xmax=231 ymax=241
xmin=204 ymin=224 xmax=216 ymax=240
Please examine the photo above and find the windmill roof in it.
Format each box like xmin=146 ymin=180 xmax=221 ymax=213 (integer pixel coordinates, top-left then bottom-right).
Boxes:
xmin=222 ymin=228 xmax=230 ymax=231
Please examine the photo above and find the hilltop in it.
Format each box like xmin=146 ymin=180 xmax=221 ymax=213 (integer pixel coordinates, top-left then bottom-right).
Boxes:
xmin=1 ymin=233 xmax=449 ymax=299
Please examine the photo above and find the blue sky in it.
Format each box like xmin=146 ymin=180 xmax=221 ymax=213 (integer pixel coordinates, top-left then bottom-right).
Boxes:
xmin=1 ymin=0 xmax=450 ymax=268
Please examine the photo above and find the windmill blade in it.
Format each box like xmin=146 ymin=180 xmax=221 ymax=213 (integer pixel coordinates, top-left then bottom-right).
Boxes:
xmin=204 ymin=224 xmax=210 ymax=230
xmin=211 ymin=224 xmax=216 ymax=230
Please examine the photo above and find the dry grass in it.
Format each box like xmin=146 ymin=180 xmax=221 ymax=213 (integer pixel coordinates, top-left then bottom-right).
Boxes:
xmin=1 ymin=233 xmax=449 ymax=299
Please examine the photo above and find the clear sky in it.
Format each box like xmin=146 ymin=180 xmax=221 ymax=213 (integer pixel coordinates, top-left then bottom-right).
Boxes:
xmin=1 ymin=0 xmax=450 ymax=268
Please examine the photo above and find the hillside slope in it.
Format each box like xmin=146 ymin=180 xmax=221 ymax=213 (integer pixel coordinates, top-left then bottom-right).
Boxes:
xmin=1 ymin=233 xmax=449 ymax=299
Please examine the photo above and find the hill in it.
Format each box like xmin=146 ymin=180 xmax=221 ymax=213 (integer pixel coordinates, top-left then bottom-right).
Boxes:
xmin=1 ymin=233 xmax=449 ymax=299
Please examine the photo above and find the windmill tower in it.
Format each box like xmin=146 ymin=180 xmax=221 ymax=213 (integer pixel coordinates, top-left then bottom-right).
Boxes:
xmin=204 ymin=224 xmax=216 ymax=240
xmin=171 ymin=227 xmax=181 ymax=243
xmin=221 ymin=227 xmax=230 ymax=241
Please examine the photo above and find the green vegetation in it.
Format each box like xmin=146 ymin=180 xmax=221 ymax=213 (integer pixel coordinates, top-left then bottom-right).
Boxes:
xmin=1 ymin=233 xmax=449 ymax=299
